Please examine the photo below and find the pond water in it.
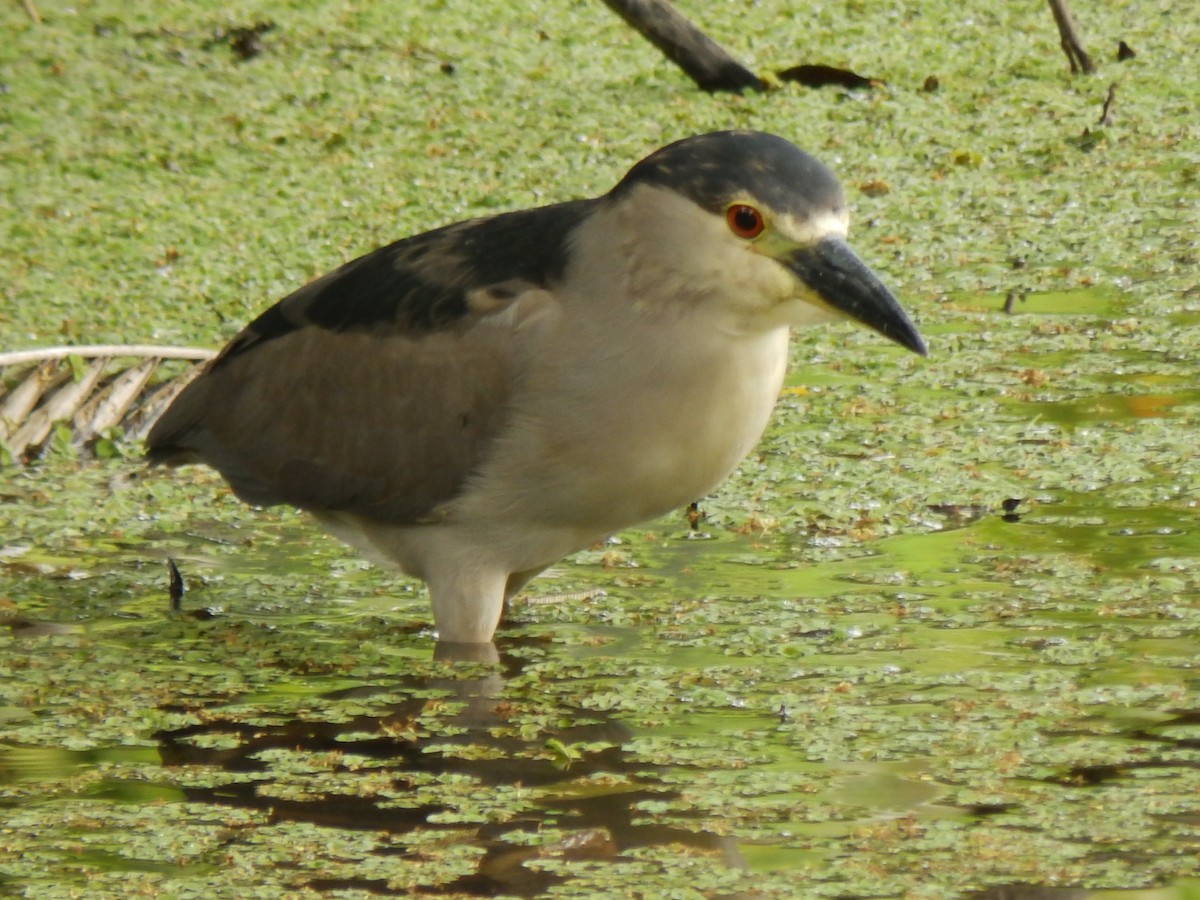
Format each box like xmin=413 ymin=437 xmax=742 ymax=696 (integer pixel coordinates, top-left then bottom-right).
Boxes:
xmin=2 ymin=309 xmax=1198 ymax=897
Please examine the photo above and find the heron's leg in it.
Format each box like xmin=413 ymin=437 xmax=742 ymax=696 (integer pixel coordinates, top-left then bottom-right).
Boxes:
xmin=426 ymin=566 xmax=508 ymax=645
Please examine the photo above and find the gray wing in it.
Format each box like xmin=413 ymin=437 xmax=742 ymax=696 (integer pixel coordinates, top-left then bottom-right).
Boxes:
xmin=147 ymin=198 xmax=593 ymax=523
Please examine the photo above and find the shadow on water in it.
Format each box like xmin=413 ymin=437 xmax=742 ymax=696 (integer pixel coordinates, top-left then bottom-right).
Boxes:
xmin=151 ymin=637 xmax=746 ymax=897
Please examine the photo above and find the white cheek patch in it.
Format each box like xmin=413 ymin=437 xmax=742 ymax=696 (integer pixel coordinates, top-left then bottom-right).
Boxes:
xmin=774 ymin=208 xmax=849 ymax=244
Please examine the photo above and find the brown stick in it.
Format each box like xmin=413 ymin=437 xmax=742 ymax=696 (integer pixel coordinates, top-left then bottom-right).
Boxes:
xmin=600 ymin=0 xmax=763 ymax=93
xmin=1047 ymin=0 xmax=1096 ymax=74
xmin=20 ymin=0 xmax=42 ymax=24
xmin=1098 ymin=82 xmax=1117 ymax=125
xmin=0 ymin=345 xmax=215 ymax=367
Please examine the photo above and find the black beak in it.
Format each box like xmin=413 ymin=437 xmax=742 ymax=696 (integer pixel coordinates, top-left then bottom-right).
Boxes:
xmin=785 ymin=238 xmax=927 ymax=356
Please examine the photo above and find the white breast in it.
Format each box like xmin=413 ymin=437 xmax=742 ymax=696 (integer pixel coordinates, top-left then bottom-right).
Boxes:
xmin=459 ymin=307 xmax=790 ymax=535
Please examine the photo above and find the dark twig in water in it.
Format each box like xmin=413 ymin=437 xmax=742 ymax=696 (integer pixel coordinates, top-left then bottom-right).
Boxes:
xmin=600 ymin=0 xmax=763 ymax=93
xmin=1099 ymin=82 xmax=1118 ymax=125
xmin=167 ymin=557 xmax=185 ymax=611
xmin=1002 ymin=291 xmax=1027 ymax=314
xmin=1001 ymin=498 xmax=1023 ymax=522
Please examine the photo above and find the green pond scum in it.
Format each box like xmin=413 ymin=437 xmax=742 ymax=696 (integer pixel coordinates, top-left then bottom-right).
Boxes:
xmin=2 ymin=0 xmax=1198 ymax=897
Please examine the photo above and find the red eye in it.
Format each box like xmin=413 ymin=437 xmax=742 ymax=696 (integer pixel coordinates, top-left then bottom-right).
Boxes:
xmin=726 ymin=204 xmax=765 ymax=239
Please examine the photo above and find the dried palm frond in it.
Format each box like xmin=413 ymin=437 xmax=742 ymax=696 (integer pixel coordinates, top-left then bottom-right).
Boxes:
xmin=0 ymin=345 xmax=216 ymax=465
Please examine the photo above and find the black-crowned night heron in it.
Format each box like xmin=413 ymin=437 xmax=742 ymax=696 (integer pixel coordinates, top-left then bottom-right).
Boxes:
xmin=148 ymin=130 xmax=925 ymax=648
